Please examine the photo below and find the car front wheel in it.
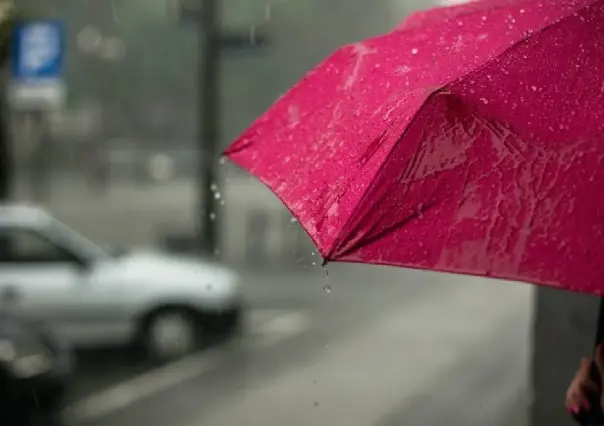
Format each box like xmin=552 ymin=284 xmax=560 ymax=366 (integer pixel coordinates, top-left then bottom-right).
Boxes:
xmin=141 ymin=308 xmax=201 ymax=363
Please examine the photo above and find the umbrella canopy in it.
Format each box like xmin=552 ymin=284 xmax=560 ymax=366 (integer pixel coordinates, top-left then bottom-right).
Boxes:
xmin=226 ymin=0 xmax=604 ymax=294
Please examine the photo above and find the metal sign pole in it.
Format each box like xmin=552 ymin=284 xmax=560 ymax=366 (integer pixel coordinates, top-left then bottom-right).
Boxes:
xmin=28 ymin=109 xmax=50 ymax=201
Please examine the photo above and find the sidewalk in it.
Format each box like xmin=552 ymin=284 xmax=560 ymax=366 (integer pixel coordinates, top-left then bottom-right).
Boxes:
xmin=180 ymin=277 xmax=533 ymax=426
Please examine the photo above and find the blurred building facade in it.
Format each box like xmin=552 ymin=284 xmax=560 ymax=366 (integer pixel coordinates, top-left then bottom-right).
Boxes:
xmin=11 ymin=0 xmax=412 ymax=269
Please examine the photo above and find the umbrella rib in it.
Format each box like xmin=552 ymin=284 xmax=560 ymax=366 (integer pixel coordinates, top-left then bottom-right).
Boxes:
xmin=334 ymin=197 xmax=444 ymax=261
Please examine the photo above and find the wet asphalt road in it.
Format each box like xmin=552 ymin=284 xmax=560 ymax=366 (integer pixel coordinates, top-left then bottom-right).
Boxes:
xmin=63 ymin=264 xmax=532 ymax=426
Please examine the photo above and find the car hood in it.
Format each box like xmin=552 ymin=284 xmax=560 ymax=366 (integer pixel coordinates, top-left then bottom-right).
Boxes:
xmin=99 ymin=250 xmax=239 ymax=292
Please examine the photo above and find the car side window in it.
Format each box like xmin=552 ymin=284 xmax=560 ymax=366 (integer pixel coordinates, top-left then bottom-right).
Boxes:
xmin=0 ymin=228 xmax=77 ymax=264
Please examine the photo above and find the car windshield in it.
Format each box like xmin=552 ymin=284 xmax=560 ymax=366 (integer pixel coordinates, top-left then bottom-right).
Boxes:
xmin=45 ymin=219 xmax=112 ymax=260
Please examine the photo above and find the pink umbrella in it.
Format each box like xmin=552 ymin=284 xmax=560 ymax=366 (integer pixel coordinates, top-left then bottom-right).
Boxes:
xmin=226 ymin=1 xmax=604 ymax=420
xmin=226 ymin=0 xmax=604 ymax=294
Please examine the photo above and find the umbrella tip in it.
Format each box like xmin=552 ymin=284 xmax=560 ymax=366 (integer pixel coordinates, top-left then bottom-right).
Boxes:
xmin=321 ymin=258 xmax=328 ymax=267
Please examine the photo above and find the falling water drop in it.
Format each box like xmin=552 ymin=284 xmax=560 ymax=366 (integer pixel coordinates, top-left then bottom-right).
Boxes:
xmin=249 ymin=25 xmax=257 ymax=45
xmin=324 ymin=285 xmax=332 ymax=294
xmin=111 ymin=0 xmax=119 ymax=21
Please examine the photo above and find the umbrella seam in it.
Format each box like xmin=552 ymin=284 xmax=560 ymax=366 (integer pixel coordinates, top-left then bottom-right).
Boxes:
xmin=328 ymin=89 xmax=445 ymax=260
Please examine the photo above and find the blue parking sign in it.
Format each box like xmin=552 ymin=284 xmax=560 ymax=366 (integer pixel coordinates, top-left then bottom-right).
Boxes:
xmin=9 ymin=21 xmax=65 ymax=109
xmin=11 ymin=20 xmax=64 ymax=80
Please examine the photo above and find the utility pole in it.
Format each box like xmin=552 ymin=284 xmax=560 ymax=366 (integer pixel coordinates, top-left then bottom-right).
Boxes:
xmin=198 ymin=0 xmax=220 ymax=255
xmin=0 ymin=1 xmax=15 ymax=201
xmin=183 ymin=0 xmax=268 ymax=256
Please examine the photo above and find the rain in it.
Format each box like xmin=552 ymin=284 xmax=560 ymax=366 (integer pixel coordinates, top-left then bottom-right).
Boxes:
xmin=1 ymin=0 xmax=596 ymax=426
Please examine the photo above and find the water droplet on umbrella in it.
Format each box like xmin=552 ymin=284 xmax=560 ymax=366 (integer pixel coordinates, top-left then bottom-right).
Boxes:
xmin=480 ymin=98 xmax=489 ymax=104
xmin=324 ymin=285 xmax=332 ymax=294
xmin=531 ymin=85 xmax=537 ymax=91
xmin=396 ymin=65 xmax=411 ymax=75
xmin=411 ymin=48 xmax=418 ymax=55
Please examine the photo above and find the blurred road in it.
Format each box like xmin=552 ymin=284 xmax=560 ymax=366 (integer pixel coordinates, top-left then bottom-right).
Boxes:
xmin=15 ymin=175 xmax=532 ymax=426
xmin=63 ymin=264 xmax=532 ymax=426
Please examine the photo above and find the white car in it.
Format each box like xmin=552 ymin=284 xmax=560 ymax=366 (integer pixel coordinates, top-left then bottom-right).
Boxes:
xmin=0 ymin=204 xmax=242 ymax=361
